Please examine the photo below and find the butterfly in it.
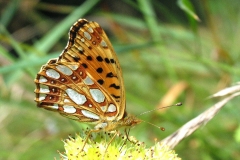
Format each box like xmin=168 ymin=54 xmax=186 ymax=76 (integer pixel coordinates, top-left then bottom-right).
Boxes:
xmin=34 ymin=19 xmax=141 ymax=150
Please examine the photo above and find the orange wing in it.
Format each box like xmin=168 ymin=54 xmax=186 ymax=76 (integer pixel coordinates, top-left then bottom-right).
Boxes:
xmin=34 ymin=19 xmax=125 ymax=123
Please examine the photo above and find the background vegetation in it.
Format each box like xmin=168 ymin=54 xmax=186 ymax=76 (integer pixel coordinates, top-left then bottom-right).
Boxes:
xmin=1 ymin=0 xmax=240 ymax=159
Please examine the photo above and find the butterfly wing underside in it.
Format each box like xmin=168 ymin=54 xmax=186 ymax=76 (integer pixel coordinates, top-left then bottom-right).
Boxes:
xmin=34 ymin=19 xmax=125 ymax=124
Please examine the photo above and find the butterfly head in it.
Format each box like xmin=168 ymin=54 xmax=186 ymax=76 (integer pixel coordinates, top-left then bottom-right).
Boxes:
xmin=121 ymin=112 xmax=142 ymax=127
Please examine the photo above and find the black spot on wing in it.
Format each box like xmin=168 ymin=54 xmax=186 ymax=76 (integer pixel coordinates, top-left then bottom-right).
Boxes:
xmin=111 ymin=94 xmax=120 ymax=99
xmin=96 ymin=56 xmax=103 ymax=62
xmin=105 ymin=58 xmax=110 ymax=63
xmin=110 ymin=59 xmax=115 ymax=63
xmin=97 ymin=79 xmax=104 ymax=85
xmin=82 ymin=63 xmax=88 ymax=68
xmin=96 ymin=67 xmax=103 ymax=73
xmin=109 ymin=83 xmax=120 ymax=89
xmin=106 ymin=72 xmax=114 ymax=78
xmin=73 ymin=56 xmax=80 ymax=62
xmin=79 ymin=50 xmax=84 ymax=54
xmin=87 ymin=56 xmax=92 ymax=60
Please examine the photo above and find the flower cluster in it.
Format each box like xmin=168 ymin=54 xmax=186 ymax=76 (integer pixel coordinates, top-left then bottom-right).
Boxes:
xmin=59 ymin=130 xmax=181 ymax=160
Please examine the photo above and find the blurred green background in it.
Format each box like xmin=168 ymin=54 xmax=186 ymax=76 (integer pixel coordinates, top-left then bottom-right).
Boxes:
xmin=1 ymin=0 xmax=240 ymax=159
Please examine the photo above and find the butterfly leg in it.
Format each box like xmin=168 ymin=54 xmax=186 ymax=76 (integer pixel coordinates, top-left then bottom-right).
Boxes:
xmin=119 ymin=128 xmax=135 ymax=151
xmin=80 ymin=129 xmax=99 ymax=152
xmin=125 ymin=128 xmax=137 ymax=144
xmin=102 ymin=131 xmax=118 ymax=158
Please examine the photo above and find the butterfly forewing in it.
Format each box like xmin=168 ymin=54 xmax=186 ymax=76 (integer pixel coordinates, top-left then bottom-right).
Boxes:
xmin=59 ymin=20 xmax=124 ymax=109
xmin=35 ymin=19 xmax=125 ymax=124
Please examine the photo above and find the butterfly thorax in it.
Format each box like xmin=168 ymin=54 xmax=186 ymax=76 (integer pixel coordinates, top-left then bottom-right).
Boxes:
xmin=94 ymin=112 xmax=141 ymax=132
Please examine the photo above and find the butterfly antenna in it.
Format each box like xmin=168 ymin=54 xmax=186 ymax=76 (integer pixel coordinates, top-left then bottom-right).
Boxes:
xmin=137 ymin=102 xmax=182 ymax=131
xmin=139 ymin=102 xmax=182 ymax=116
xmin=141 ymin=119 xmax=166 ymax=131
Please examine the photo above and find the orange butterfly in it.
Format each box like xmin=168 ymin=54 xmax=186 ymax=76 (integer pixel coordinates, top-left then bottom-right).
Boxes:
xmin=34 ymin=19 xmax=141 ymax=150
